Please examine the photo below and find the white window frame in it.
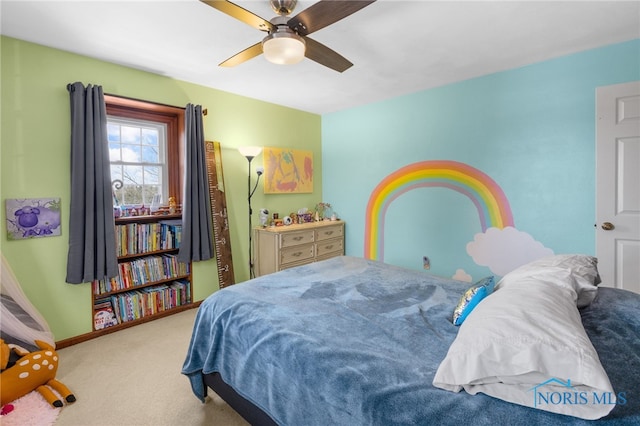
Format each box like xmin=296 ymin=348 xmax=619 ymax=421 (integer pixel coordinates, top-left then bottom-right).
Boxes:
xmin=107 ymin=116 xmax=169 ymax=207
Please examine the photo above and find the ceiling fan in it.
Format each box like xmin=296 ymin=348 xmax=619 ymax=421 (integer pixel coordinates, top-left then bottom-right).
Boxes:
xmin=201 ymin=0 xmax=376 ymax=72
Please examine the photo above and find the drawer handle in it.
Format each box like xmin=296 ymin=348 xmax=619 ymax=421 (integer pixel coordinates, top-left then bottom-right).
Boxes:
xmin=292 ymin=251 xmax=302 ymax=257
xmin=324 ymin=245 xmax=333 ymax=250
xmin=293 ymin=236 xmax=304 ymax=241
xmin=324 ymin=231 xmax=334 ymax=236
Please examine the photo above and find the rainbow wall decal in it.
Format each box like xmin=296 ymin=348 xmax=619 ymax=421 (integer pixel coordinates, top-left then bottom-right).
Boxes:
xmin=364 ymin=160 xmax=514 ymax=260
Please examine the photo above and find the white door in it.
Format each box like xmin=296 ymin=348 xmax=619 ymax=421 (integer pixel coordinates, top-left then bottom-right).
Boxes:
xmin=596 ymin=81 xmax=640 ymax=294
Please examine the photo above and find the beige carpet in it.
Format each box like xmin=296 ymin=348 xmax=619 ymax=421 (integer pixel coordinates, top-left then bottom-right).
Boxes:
xmin=55 ymin=308 xmax=249 ymax=426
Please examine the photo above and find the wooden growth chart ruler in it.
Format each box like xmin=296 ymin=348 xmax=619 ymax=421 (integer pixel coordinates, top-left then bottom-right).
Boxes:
xmin=205 ymin=141 xmax=235 ymax=288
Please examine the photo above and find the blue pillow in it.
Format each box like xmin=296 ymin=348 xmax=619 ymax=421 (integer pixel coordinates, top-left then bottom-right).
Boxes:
xmin=452 ymin=276 xmax=495 ymax=326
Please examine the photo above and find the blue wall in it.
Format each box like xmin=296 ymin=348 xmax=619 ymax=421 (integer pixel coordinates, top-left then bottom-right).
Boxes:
xmin=322 ymin=39 xmax=640 ymax=282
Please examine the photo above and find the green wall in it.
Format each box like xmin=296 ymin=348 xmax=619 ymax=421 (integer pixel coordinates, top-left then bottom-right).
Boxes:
xmin=0 ymin=36 xmax=321 ymax=341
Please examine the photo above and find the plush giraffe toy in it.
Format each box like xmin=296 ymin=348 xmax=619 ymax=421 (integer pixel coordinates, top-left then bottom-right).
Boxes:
xmin=0 ymin=338 xmax=76 ymax=408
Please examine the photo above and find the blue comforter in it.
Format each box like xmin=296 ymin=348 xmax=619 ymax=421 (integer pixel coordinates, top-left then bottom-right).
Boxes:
xmin=182 ymin=256 xmax=640 ymax=425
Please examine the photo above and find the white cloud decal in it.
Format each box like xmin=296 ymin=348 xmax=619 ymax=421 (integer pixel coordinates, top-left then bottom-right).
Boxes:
xmin=452 ymin=269 xmax=472 ymax=283
xmin=466 ymin=226 xmax=554 ymax=277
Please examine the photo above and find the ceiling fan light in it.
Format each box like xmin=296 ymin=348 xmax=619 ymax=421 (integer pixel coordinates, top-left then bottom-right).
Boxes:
xmin=262 ymin=30 xmax=305 ymax=65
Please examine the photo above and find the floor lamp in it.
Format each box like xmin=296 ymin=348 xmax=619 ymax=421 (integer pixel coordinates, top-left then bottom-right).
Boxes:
xmin=238 ymin=146 xmax=263 ymax=278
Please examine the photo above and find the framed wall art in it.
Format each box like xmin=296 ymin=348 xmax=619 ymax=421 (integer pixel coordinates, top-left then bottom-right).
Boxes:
xmin=5 ymin=197 xmax=62 ymax=240
xmin=263 ymin=147 xmax=313 ymax=194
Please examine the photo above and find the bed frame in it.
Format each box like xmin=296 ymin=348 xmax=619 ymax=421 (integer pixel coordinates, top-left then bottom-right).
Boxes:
xmin=204 ymin=372 xmax=277 ymax=425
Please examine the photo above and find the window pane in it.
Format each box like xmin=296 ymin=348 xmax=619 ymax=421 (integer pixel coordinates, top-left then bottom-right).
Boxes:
xmin=141 ymin=145 xmax=160 ymax=163
xmin=144 ymin=166 xmax=161 ymax=184
xmin=110 ymin=165 xmax=123 ymax=181
xmin=121 ymin=126 xmax=140 ymax=144
xmin=142 ymin=185 xmax=161 ymax=205
xmin=110 ymin=166 xmax=124 ymax=205
xmin=123 ymin=165 xmax=143 ymax=186
xmin=109 ymin=142 xmax=121 ymax=161
xmin=122 ymin=185 xmax=142 ymax=205
xmin=141 ymin=128 xmax=158 ymax=146
xmin=121 ymin=144 xmax=142 ymax=163
xmin=107 ymin=124 xmax=120 ymax=142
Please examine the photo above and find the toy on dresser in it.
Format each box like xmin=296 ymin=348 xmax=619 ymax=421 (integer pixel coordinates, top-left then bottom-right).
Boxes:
xmin=259 ymin=208 xmax=269 ymax=227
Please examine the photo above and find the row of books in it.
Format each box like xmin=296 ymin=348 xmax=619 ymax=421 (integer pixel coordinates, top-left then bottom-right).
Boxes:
xmin=92 ymin=254 xmax=190 ymax=295
xmin=116 ymin=220 xmax=182 ymax=256
xmin=93 ymin=280 xmax=191 ymax=328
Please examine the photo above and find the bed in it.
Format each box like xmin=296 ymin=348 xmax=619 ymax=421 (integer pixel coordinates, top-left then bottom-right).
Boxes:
xmin=182 ymin=255 xmax=640 ymax=425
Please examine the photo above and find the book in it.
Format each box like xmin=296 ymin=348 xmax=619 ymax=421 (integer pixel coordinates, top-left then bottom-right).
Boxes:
xmin=93 ymin=299 xmax=119 ymax=330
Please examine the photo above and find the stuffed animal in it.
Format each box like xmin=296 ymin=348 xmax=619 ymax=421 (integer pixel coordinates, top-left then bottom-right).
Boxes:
xmin=259 ymin=208 xmax=269 ymax=227
xmin=0 ymin=338 xmax=76 ymax=408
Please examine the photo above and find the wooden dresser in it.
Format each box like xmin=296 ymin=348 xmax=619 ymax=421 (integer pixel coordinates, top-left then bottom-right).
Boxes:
xmin=253 ymin=220 xmax=345 ymax=277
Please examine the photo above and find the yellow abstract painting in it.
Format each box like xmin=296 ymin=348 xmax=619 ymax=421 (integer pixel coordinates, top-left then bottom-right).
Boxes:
xmin=263 ymin=147 xmax=313 ymax=194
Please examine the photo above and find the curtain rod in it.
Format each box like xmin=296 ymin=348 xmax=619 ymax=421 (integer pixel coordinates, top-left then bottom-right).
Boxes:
xmin=104 ymin=93 xmax=208 ymax=115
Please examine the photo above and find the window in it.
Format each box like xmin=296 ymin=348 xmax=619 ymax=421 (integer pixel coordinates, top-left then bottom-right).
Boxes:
xmin=105 ymin=95 xmax=185 ymax=209
xmin=108 ymin=117 xmax=167 ymax=206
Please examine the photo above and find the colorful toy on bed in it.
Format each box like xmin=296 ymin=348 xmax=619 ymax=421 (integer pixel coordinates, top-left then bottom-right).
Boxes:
xmin=0 ymin=338 xmax=76 ymax=408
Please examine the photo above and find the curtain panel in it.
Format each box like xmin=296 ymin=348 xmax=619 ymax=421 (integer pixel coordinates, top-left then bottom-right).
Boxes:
xmin=178 ymin=104 xmax=214 ymax=263
xmin=65 ymin=82 xmax=118 ymax=284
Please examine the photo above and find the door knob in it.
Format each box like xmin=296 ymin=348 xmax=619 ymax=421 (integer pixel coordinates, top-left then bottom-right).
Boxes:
xmin=601 ymin=222 xmax=615 ymax=231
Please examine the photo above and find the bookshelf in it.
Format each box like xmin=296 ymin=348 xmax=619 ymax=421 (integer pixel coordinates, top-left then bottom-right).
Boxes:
xmin=90 ymin=214 xmax=196 ymax=335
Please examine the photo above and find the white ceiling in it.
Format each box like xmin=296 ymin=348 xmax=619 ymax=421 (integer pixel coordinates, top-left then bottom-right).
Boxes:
xmin=1 ymin=1 xmax=639 ymax=114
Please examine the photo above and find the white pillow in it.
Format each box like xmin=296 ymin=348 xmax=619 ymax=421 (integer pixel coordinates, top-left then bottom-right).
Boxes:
xmin=495 ymin=254 xmax=601 ymax=307
xmin=433 ymin=255 xmax=614 ymax=420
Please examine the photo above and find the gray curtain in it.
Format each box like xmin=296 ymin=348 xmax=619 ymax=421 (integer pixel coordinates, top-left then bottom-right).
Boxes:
xmin=65 ymin=82 xmax=118 ymax=284
xmin=178 ymin=104 xmax=214 ymax=263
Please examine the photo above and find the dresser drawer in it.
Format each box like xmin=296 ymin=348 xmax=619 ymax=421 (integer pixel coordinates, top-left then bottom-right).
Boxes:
xmin=280 ymin=230 xmax=315 ymax=248
xmin=315 ymin=225 xmax=343 ymax=242
xmin=280 ymin=244 xmax=314 ymax=265
xmin=315 ymin=238 xmax=343 ymax=258
xmin=279 ymin=259 xmax=311 ymax=271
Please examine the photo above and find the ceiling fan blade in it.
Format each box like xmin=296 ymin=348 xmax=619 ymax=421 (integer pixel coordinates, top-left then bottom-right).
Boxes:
xmin=288 ymin=0 xmax=376 ymax=36
xmin=200 ymin=0 xmax=275 ymax=32
xmin=303 ymin=37 xmax=352 ymax=73
xmin=219 ymin=42 xmax=263 ymax=67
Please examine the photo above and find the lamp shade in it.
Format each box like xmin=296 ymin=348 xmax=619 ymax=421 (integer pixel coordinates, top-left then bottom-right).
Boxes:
xmin=238 ymin=146 xmax=263 ymax=159
xmin=262 ymin=29 xmax=305 ymax=65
